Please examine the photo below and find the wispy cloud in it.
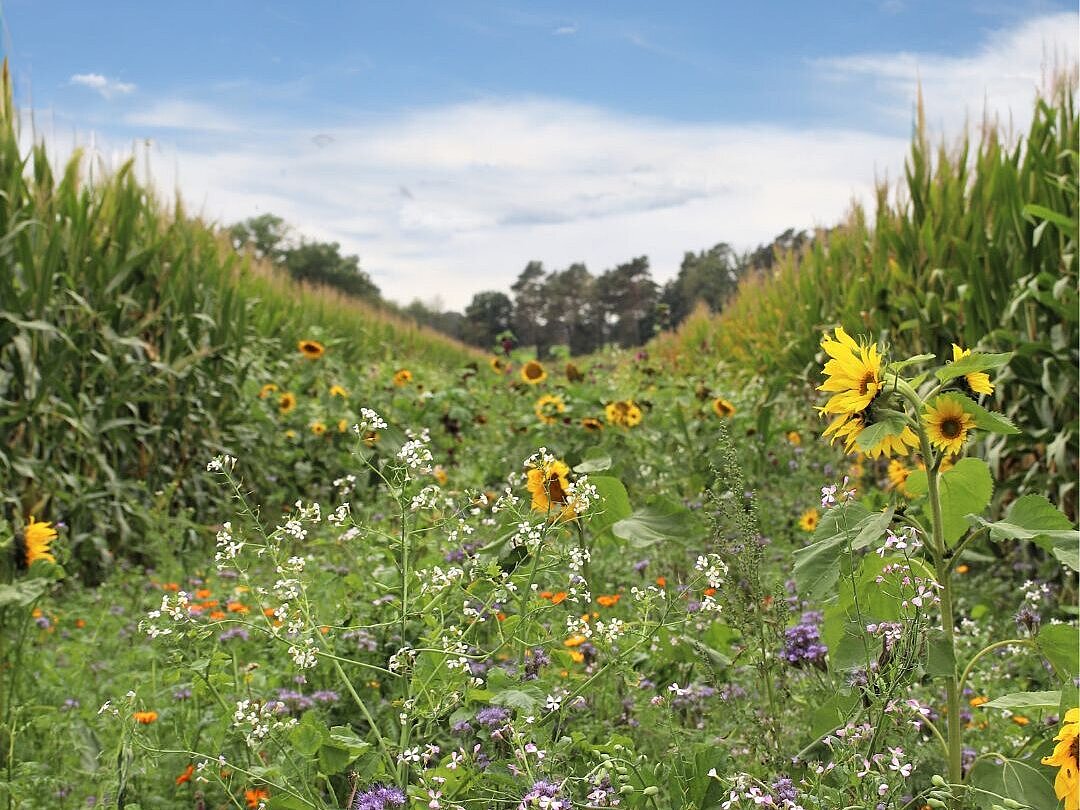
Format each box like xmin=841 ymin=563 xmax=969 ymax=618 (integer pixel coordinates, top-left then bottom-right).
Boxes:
xmin=124 ymin=100 xmax=243 ymax=132
xmin=552 ymin=24 xmax=577 ymax=36
xmin=70 ymin=72 xmax=136 ymax=99
xmin=813 ymin=11 xmax=1077 ymax=135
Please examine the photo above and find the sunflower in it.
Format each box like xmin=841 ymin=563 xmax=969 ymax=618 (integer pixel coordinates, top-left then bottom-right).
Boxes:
xmin=565 ymin=362 xmax=585 ymax=383
xmin=526 ymin=457 xmax=573 ymax=517
xmin=298 ymin=339 xmax=325 ymax=360
xmin=712 ymin=397 xmax=736 ymax=418
xmin=133 ymin=711 xmax=158 ymax=724
xmin=605 ymin=400 xmax=628 ymax=425
xmin=1042 ymin=708 xmax=1079 ymax=810
xmin=923 ymin=395 xmax=976 ymax=456
xmin=818 ymin=327 xmax=883 ymax=417
xmin=535 ymin=394 xmax=566 ymax=425
xmin=278 ymin=392 xmax=297 ymax=414
xmin=328 ymin=384 xmax=348 ymax=398
xmin=822 ymin=411 xmax=918 ymax=458
xmin=17 ymin=517 xmax=57 ymax=569
xmin=951 ymin=344 xmax=995 ymax=396
xmin=798 ymin=508 xmax=820 ymax=532
xmin=624 ymin=402 xmax=643 ymax=427
xmin=337 ymin=419 xmax=349 ymax=433
xmin=392 ymin=368 xmax=413 ymax=387
xmin=310 ymin=421 xmax=327 ymax=436
xmin=581 ymin=417 xmax=604 ymax=432
xmin=258 ymin=383 xmax=279 ymax=399
xmin=520 ymin=360 xmax=547 ymax=385
xmin=887 ymin=458 xmax=912 ymax=496
xmin=490 ymin=356 xmax=508 ymax=374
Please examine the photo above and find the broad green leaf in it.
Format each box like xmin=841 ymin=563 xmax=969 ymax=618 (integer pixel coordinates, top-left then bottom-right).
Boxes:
xmin=887 ymin=353 xmax=936 ymax=372
xmin=926 ymin=632 xmax=956 ymax=679
xmin=1000 ymin=758 xmax=1059 ymax=810
xmin=982 ymin=691 xmax=1061 ymax=711
xmin=794 ymin=505 xmax=892 ymax=602
xmin=586 ymin=476 xmax=632 ymax=537
xmin=969 ymin=494 xmax=1079 ymax=570
xmin=574 ymin=451 xmax=612 ymax=474
xmin=855 ymin=417 xmax=909 ymax=453
xmin=953 ymin=393 xmax=1020 ymax=435
xmin=612 ymin=499 xmax=699 ymax=549
xmin=0 ymin=579 xmax=48 ymax=608
xmin=935 ymin=458 xmax=993 ymax=545
xmin=1037 ymin=625 xmax=1080 ymax=681
xmin=935 ymin=351 xmax=1012 ymax=383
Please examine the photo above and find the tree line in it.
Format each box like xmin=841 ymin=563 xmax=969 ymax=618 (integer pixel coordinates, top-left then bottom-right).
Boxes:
xmin=228 ymin=213 xmax=808 ymax=356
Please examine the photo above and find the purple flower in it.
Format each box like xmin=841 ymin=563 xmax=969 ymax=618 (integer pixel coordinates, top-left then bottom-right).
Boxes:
xmin=780 ymin=611 xmax=828 ymax=669
xmin=218 ymin=627 xmax=249 ymax=642
xmin=475 ymin=706 xmax=510 ymax=728
xmin=772 ymin=777 xmax=798 ymax=802
xmin=352 ymin=783 xmax=405 ymax=810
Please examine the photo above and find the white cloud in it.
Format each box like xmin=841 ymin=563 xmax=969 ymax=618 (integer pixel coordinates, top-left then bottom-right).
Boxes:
xmin=49 ymin=12 xmax=1079 ymax=310
xmin=814 ymin=12 xmax=1078 ymax=136
xmin=552 ymin=24 xmax=577 ymax=36
xmin=70 ymin=73 xmax=136 ymax=99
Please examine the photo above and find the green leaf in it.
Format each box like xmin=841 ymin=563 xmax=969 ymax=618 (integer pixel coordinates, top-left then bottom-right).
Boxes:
xmin=574 ymin=451 xmax=612 ymax=474
xmin=935 ymin=458 xmax=993 ymax=545
xmin=854 ymin=417 xmax=909 ymax=453
xmin=887 ymin=353 xmax=936 ymax=372
xmin=982 ymin=691 xmax=1061 ymax=711
xmin=612 ymin=499 xmax=699 ymax=549
xmin=925 ymin=631 xmax=956 ymax=679
xmin=0 ymin=579 xmax=48 ymax=608
xmin=1000 ymin=758 xmax=1059 ymax=810
xmin=970 ymin=494 xmax=1078 ymax=570
xmin=793 ymin=505 xmax=892 ymax=603
xmin=1037 ymin=625 xmax=1080 ymax=681
xmin=953 ymin=393 xmax=1020 ymax=435
xmin=586 ymin=476 xmax=632 ymax=538
xmin=289 ymin=715 xmax=326 ymax=757
xmin=935 ymin=351 xmax=1012 ymax=383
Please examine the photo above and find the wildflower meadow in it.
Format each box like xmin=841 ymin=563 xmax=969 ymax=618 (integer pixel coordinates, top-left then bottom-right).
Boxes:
xmin=0 ymin=45 xmax=1078 ymax=810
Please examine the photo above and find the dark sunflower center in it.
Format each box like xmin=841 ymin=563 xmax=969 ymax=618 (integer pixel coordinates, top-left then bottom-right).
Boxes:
xmin=859 ymin=371 xmax=876 ymax=395
xmin=941 ymin=418 xmax=962 ymax=439
xmin=526 ymin=365 xmax=541 ymax=379
xmin=546 ymin=474 xmax=567 ymax=504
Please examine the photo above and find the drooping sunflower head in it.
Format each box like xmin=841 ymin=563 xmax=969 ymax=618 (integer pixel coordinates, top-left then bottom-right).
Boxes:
xmin=887 ymin=458 xmax=912 ymax=495
xmin=258 ymin=383 xmax=279 ymax=399
xmin=328 ymin=384 xmax=348 ymax=398
xmin=821 ymin=411 xmax=864 ymax=454
xmin=863 ymin=425 xmax=920 ymax=460
xmin=490 ymin=356 xmax=507 ymax=374
xmin=565 ymin=362 xmax=585 ymax=383
xmin=526 ymin=458 xmax=572 ymax=516
xmin=951 ymin=344 xmax=995 ymax=396
xmin=337 ymin=419 xmax=349 ymax=433
xmin=1041 ymin=707 xmax=1079 ymax=810
xmin=712 ymin=397 xmax=736 ymax=418
xmin=392 ymin=369 xmax=413 ymax=387
xmin=298 ymin=339 xmax=325 ymax=360
xmin=278 ymin=392 xmax=297 ymax=414
xmin=581 ymin=417 xmax=604 ymax=432
xmin=16 ymin=517 xmax=57 ymax=569
xmin=534 ymin=394 xmax=566 ymax=425
xmin=923 ymin=395 xmax=976 ymax=456
xmin=521 ymin=360 xmax=547 ymax=385
xmin=819 ymin=327 xmax=883 ymax=416
xmin=798 ymin=508 xmax=820 ymax=532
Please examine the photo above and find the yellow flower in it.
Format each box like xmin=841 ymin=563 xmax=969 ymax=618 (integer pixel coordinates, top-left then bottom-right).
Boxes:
xmin=329 ymin=384 xmax=348 ymax=398
xmin=951 ymin=344 xmax=994 ymax=396
xmin=534 ymin=394 xmax=566 ymax=425
xmin=310 ymin=421 xmax=327 ymax=436
xmin=887 ymin=459 xmax=912 ymax=496
xmin=822 ymin=411 xmax=919 ymax=458
xmin=624 ymin=402 xmax=643 ymax=427
xmin=923 ymin=395 xmax=976 ymax=456
xmin=526 ymin=457 xmax=575 ymax=518
xmin=520 ymin=360 xmax=547 ymax=385
xmin=392 ymin=368 xmax=413 ymax=387
xmin=490 ymin=356 xmax=508 ymax=374
xmin=278 ymin=392 xmax=297 ymax=414
xmin=712 ymin=397 xmax=736 ymax=418
xmin=1042 ymin=708 xmax=1079 ymax=810
xmin=258 ymin=383 xmax=279 ymax=399
xmin=433 ymin=465 xmax=449 ymax=486
xmin=337 ymin=419 xmax=349 ymax=433
xmin=786 ymin=430 xmax=801 ymax=446
xmin=818 ymin=327 xmax=883 ymax=416
xmin=581 ymin=417 xmax=604 ymax=432
xmin=19 ymin=517 xmax=57 ymax=568
xmin=298 ymin=339 xmax=325 ymax=359
xmin=798 ymin=508 xmax=819 ymax=532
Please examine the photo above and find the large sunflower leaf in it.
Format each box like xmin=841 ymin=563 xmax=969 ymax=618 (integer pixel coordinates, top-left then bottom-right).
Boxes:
xmin=934 ymin=458 xmax=993 ymax=545
xmin=854 ymin=416 xmax=908 ymax=452
xmin=953 ymin=393 xmax=1020 ymax=435
xmin=935 ymin=351 xmax=1012 ymax=383
xmin=968 ymin=493 xmax=1078 ymax=570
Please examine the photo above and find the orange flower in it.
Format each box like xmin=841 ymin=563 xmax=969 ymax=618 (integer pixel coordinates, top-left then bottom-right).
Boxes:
xmin=176 ymin=764 xmax=195 ymax=785
xmin=564 ymin=634 xmax=587 ymax=647
xmin=227 ymin=602 xmax=249 ymax=614
xmin=133 ymin=711 xmax=158 ymax=724
xmin=196 ymin=589 xmax=212 ymax=599
xmin=1012 ymin=715 xmax=1030 ymax=726
xmin=162 ymin=582 xmax=180 ymax=592
xmin=596 ymin=594 xmax=621 ymax=608
xmin=245 ymin=788 xmax=270 ymax=808
xmin=703 ymin=587 xmax=717 ymax=597
xmin=550 ymin=592 xmax=568 ymax=605
xmin=201 ymin=599 xmax=219 ymax=608
xmin=74 ymin=618 xmax=86 ymax=629
xmin=655 ymin=576 xmax=667 ymax=588
xmin=955 ymin=564 xmax=970 ymax=574
xmin=209 ymin=610 xmax=226 ymax=621
xmin=969 ymin=696 xmax=989 ymax=707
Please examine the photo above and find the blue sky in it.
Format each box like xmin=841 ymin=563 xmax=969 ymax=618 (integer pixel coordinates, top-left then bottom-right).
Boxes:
xmin=4 ymin=2 xmax=1077 ymax=307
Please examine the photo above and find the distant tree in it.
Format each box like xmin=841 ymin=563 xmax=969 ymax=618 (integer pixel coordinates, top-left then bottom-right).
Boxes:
xmin=662 ymin=242 xmax=741 ymax=324
xmin=595 ymin=256 xmax=658 ymax=348
xmin=541 ymin=263 xmax=597 ymax=355
xmin=510 ymin=261 xmax=547 ymax=351
xmin=230 ymin=214 xmax=289 ymax=262
xmin=464 ymin=291 xmax=514 ymax=350
xmin=285 ymin=240 xmax=381 ymax=302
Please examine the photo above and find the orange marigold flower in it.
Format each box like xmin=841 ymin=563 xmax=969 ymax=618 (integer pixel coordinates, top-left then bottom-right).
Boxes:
xmin=969 ymin=696 xmax=989 ymax=707
xmin=655 ymin=576 xmax=667 ymax=588
xmin=550 ymin=592 xmax=568 ymax=605
xmin=209 ymin=610 xmax=226 ymax=621
xmin=227 ymin=602 xmax=249 ymax=614
xmin=245 ymin=788 xmax=270 ymax=808
xmin=176 ymin=764 xmax=194 ymax=785
xmin=596 ymin=594 xmax=621 ymax=608
xmin=133 ymin=711 xmax=158 ymax=724
xmin=196 ymin=589 xmax=212 ymax=599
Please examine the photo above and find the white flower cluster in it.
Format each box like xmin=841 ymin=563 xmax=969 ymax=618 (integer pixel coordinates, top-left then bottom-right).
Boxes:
xmin=593 ymin=617 xmax=624 ymax=643
xmin=568 ymin=546 xmax=591 ymax=572
xmin=327 ymin=502 xmax=350 ymax=526
xmin=419 ymin=566 xmax=464 ymax=595
xmin=388 ymin=645 xmax=416 ymax=674
xmin=289 ymin=638 xmax=318 ymax=669
xmin=205 ymin=454 xmax=237 ymax=473
xmin=410 ymin=485 xmax=441 ymax=512
xmin=233 ymin=699 xmax=297 ymax=747
xmin=357 ymin=407 xmax=388 ymax=432
xmin=512 ymin=520 xmax=544 ymax=550
xmin=333 ymin=474 xmax=356 ymax=497
xmin=215 ymin=521 xmax=244 ymax=565
xmin=144 ymin=592 xmax=191 ymax=637
xmin=876 ymin=526 xmax=923 ymax=557
xmin=398 ymin=428 xmax=434 ymax=473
